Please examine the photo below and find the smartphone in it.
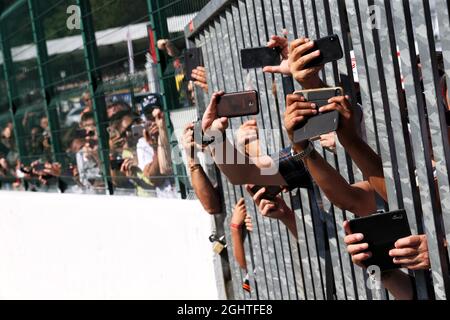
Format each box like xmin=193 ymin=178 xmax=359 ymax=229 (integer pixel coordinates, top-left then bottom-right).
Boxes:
xmin=349 ymin=210 xmax=412 ymax=271
xmin=250 ymin=185 xmax=283 ymax=201
xmin=216 ymin=91 xmax=260 ymax=118
xmin=241 ymin=47 xmax=281 ymax=69
xmin=446 ymin=110 xmax=450 ymax=126
xmin=131 ymin=124 xmax=145 ymax=139
xmin=293 ymin=87 xmax=343 ymax=143
xmin=303 ymin=34 xmax=343 ymax=69
xmin=185 ymin=48 xmax=204 ymax=81
xmin=110 ymin=156 xmax=125 ymax=170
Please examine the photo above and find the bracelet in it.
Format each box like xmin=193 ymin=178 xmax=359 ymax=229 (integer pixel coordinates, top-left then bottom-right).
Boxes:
xmin=291 ymin=141 xmax=315 ymax=161
xmin=230 ymin=223 xmax=242 ymax=230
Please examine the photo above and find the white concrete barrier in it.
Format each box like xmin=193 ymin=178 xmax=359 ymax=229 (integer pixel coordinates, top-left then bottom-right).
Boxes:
xmin=0 ymin=191 xmax=218 ymax=300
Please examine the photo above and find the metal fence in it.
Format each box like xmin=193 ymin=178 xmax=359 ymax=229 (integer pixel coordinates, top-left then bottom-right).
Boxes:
xmin=0 ymin=0 xmax=209 ymax=197
xmin=185 ymin=0 xmax=450 ymax=300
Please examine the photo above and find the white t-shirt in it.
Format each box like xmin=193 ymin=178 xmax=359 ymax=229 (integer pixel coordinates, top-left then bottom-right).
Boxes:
xmin=136 ymin=137 xmax=178 ymax=199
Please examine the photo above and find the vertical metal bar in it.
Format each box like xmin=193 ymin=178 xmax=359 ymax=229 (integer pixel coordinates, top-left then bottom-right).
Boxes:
xmin=222 ymin=8 xmax=255 ymax=299
xmin=147 ymin=0 xmax=186 ymax=198
xmin=343 ymin=0 xmax=379 ymax=153
xmin=27 ymin=0 xmax=63 ymax=164
xmin=288 ymin=190 xmax=312 ymax=299
xmin=432 ymin=0 xmax=450 ymax=272
xmin=76 ymin=0 xmax=112 ymax=195
xmin=261 ymin=0 xmax=292 ymax=300
xmin=376 ymin=0 xmax=433 ymax=299
xmin=244 ymin=0 xmax=279 ymax=300
xmin=408 ymin=0 xmax=450 ymax=299
xmin=203 ymin=23 xmax=244 ymax=300
xmin=234 ymin=1 xmax=272 ymax=299
xmin=303 ymin=0 xmax=352 ymax=300
xmin=0 ymin=17 xmax=27 ymax=163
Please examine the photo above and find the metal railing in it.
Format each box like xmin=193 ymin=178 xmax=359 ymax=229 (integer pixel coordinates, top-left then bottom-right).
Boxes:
xmin=185 ymin=0 xmax=450 ymax=300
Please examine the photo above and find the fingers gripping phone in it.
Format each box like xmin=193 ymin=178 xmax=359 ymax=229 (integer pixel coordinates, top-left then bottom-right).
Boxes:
xmin=303 ymin=34 xmax=343 ymax=69
xmin=293 ymin=87 xmax=343 ymax=143
xmin=216 ymin=91 xmax=260 ymax=118
xmin=250 ymin=185 xmax=283 ymax=201
xmin=349 ymin=210 xmax=412 ymax=271
xmin=241 ymin=47 xmax=282 ymax=69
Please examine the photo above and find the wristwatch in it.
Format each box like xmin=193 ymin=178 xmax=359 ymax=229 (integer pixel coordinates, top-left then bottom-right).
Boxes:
xmin=290 ymin=141 xmax=315 ymax=161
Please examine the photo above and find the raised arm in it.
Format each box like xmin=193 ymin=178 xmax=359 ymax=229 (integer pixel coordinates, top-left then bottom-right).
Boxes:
xmin=182 ymin=123 xmax=222 ymax=214
xmin=230 ymin=198 xmax=249 ymax=270
xmin=317 ymin=96 xmax=387 ymax=201
xmin=202 ymin=92 xmax=286 ymax=186
xmin=246 ymin=185 xmax=298 ymax=238
xmin=153 ymin=108 xmax=174 ymax=176
xmin=284 ymin=94 xmax=377 ymax=216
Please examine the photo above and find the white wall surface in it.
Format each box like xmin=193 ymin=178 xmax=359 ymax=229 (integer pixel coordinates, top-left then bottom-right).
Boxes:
xmin=0 ymin=191 xmax=218 ymax=300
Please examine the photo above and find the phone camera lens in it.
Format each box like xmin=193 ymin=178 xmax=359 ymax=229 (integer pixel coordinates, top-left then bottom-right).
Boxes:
xmin=336 ymin=89 xmax=341 ymax=95
xmin=330 ymin=37 xmax=335 ymax=41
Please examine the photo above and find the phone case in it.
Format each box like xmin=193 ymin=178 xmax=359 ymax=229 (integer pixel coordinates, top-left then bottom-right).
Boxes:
xmin=241 ymin=47 xmax=281 ymax=69
xmin=349 ymin=210 xmax=412 ymax=271
xmin=303 ymin=34 xmax=343 ymax=69
xmin=293 ymin=87 xmax=343 ymax=142
xmin=185 ymin=48 xmax=204 ymax=81
xmin=217 ymin=91 xmax=260 ymax=118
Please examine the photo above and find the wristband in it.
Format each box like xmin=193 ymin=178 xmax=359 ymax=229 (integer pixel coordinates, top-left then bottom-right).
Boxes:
xmin=291 ymin=141 xmax=315 ymax=160
xmin=230 ymin=223 xmax=242 ymax=230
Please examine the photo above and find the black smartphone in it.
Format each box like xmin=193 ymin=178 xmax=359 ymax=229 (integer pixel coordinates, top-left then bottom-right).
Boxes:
xmin=349 ymin=210 xmax=412 ymax=271
xmin=250 ymin=185 xmax=283 ymax=201
xmin=185 ymin=47 xmax=204 ymax=81
xmin=293 ymin=87 xmax=342 ymax=143
xmin=193 ymin=120 xmax=215 ymax=147
xmin=110 ymin=156 xmax=125 ymax=170
xmin=131 ymin=124 xmax=145 ymax=139
xmin=303 ymin=34 xmax=343 ymax=69
xmin=216 ymin=91 xmax=260 ymax=118
xmin=446 ymin=110 xmax=450 ymax=126
xmin=241 ymin=47 xmax=281 ymax=69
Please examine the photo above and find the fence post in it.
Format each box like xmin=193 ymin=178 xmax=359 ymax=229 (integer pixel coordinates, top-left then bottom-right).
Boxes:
xmin=27 ymin=0 xmax=64 ymax=165
xmin=147 ymin=0 xmax=187 ymax=199
xmin=76 ymin=0 xmax=113 ymax=195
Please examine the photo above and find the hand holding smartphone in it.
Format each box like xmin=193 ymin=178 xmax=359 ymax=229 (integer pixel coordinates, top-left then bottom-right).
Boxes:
xmin=348 ymin=210 xmax=412 ymax=271
xmin=293 ymin=87 xmax=343 ymax=142
xmin=302 ymin=34 xmax=343 ymax=69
